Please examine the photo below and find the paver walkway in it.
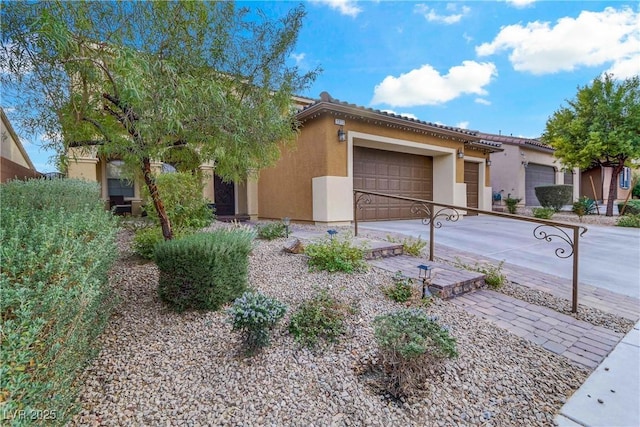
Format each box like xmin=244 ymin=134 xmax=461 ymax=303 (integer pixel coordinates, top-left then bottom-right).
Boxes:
xmin=370 ymin=253 xmax=634 ymax=370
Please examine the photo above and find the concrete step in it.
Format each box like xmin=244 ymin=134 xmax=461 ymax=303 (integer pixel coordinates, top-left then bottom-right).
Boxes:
xmin=289 ymin=230 xmax=405 ymax=260
xmin=369 ymin=255 xmax=487 ymax=299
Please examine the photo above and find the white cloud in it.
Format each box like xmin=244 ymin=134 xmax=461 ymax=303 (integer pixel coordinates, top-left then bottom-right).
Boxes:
xmin=291 ymin=52 xmax=306 ymax=67
xmin=456 ymin=121 xmax=469 ymax=129
xmin=311 ymin=0 xmax=362 ymax=17
xmin=371 ymin=61 xmax=498 ymax=107
xmin=475 ymin=98 xmax=491 ymax=106
xmin=381 ymin=109 xmax=418 ymax=120
xmin=414 ymin=3 xmax=470 ymax=25
xmin=476 ymin=7 xmax=640 ymax=76
xmin=504 ymin=0 xmax=536 ymax=8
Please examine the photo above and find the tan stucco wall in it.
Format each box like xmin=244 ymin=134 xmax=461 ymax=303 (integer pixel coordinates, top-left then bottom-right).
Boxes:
xmin=1 ymin=113 xmax=32 ymax=169
xmin=259 ymin=113 xmax=473 ymax=222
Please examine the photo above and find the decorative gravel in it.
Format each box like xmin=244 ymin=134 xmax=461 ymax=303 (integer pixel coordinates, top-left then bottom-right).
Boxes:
xmin=70 ymin=226 xmax=590 ymax=426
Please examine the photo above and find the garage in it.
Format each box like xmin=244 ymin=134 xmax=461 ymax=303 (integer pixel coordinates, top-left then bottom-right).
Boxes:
xmin=525 ymin=163 xmax=555 ymax=206
xmin=353 ymin=146 xmax=433 ymax=221
xmin=464 ymin=161 xmax=479 ymax=215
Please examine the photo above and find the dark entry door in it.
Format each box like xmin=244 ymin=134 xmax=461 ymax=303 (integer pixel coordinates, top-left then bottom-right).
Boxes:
xmin=214 ymin=174 xmax=235 ymax=216
xmin=464 ymin=161 xmax=479 ymax=216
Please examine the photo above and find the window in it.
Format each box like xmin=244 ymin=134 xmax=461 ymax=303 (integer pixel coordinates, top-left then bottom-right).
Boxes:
xmin=564 ymin=171 xmax=573 ymax=185
xmin=106 ymin=160 xmax=134 ymax=197
xmin=619 ymin=167 xmax=631 ymax=190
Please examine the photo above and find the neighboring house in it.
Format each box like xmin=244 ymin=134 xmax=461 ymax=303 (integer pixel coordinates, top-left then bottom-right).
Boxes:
xmin=485 ymin=132 xmax=579 ymax=207
xmin=259 ymin=92 xmax=502 ymax=224
xmin=1 ymin=107 xmax=41 ymax=182
xmin=580 ymin=165 xmax=633 ymax=210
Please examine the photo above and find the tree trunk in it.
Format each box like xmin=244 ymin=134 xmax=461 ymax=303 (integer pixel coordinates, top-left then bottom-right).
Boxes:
xmin=605 ymin=163 xmax=624 ymax=217
xmin=142 ymin=157 xmax=173 ymax=240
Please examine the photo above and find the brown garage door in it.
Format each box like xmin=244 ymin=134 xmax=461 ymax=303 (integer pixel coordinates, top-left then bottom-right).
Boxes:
xmin=525 ymin=163 xmax=555 ymax=206
xmin=353 ymin=146 xmax=432 ymax=220
xmin=464 ymin=161 xmax=479 ymax=215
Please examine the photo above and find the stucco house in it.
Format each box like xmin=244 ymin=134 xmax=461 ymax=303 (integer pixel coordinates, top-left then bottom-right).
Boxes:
xmin=485 ymin=133 xmax=579 ymax=208
xmin=1 ymin=107 xmax=41 ymax=182
xmin=259 ymin=92 xmax=502 ymax=225
xmin=66 ymin=92 xmax=503 ymax=223
xmin=580 ymin=165 xmax=633 ymax=211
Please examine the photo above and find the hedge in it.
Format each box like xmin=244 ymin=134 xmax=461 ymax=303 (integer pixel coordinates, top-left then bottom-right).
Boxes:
xmin=155 ymin=229 xmax=255 ymax=312
xmin=534 ymin=185 xmax=573 ymax=210
xmin=0 ymin=179 xmax=118 ymax=426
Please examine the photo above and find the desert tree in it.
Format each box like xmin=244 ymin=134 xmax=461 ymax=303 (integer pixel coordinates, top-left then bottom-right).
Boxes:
xmin=1 ymin=1 xmax=318 ymax=238
xmin=542 ymin=74 xmax=640 ymax=216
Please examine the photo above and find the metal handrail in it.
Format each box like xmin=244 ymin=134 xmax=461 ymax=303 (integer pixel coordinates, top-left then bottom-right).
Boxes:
xmin=353 ymin=189 xmax=588 ymax=313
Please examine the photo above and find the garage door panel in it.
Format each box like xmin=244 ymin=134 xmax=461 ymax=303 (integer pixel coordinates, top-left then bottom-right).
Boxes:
xmin=354 ymin=146 xmax=433 ymax=220
xmin=525 ymin=164 xmax=555 ymax=206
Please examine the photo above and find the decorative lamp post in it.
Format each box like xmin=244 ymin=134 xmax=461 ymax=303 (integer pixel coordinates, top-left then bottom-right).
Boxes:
xmin=418 ymin=264 xmax=432 ymax=298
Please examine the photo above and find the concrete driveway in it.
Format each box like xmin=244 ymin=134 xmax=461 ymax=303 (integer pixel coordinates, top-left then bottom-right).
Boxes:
xmin=359 ymin=216 xmax=640 ymax=299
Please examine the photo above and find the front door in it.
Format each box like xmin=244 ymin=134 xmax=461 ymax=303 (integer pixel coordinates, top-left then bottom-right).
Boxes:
xmin=214 ymin=174 xmax=235 ymax=216
xmin=464 ymin=161 xmax=479 ymax=215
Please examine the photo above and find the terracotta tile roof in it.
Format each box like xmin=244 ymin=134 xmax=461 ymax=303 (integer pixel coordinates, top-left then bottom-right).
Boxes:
xmin=478 ymin=132 xmax=554 ymax=152
xmin=297 ymin=91 xmax=481 ymax=140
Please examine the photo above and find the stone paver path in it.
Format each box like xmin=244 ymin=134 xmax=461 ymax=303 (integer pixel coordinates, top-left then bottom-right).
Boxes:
xmin=370 ymin=253 xmax=629 ymax=370
xmin=449 ymin=290 xmax=624 ymax=369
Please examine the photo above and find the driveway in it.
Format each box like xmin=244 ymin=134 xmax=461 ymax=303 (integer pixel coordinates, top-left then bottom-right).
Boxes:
xmin=359 ymin=216 xmax=640 ymax=299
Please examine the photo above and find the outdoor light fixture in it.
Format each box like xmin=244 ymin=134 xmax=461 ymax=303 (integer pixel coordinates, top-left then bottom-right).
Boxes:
xmin=418 ymin=264 xmax=432 ymax=298
xmin=487 ymin=159 xmax=492 ymax=166
xmin=522 ymin=160 xmax=529 ymax=167
xmin=337 ymin=127 xmax=346 ymax=142
xmin=457 ymin=149 xmax=464 ymax=159
xmin=327 ymin=229 xmax=338 ymax=239
xmin=282 ymin=217 xmax=291 ymax=238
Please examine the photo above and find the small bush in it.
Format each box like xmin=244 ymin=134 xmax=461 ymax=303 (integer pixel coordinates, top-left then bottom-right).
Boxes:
xmin=373 ymin=309 xmax=457 ymax=397
xmin=572 ymin=197 xmax=597 ymax=220
xmin=155 ymin=229 xmax=255 ymax=312
xmin=288 ymin=289 xmax=350 ymax=349
xmin=618 ymin=200 xmax=640 ymax=216
xmin=383 ymin=271 xmax=414 ymax=303
xmin=132 ymin=227 xmax=164 ymax=259
xmin=305 ymin=237 xmax=367 ymax=273
xmin=617 ymin=214 xmax=640 ymax=228
xmin=142 ymin=172 xmax=212 ymax=231
xmin=504 ymin=196 xmax=522 ymax=214
xmin=534 ymin=185 xmax=573 ymax=211
xmin=532 ymin=207 xmax=555 ymax=219
xmin=228 ymin=291 xmax=286 ymax=355
xmin=387 ymin=235 xmax=427 ymax=256
xmin=454 ymin=258 xmax=506 ymax=289
xmin=256 ymin=222 xmax=287 ymax=240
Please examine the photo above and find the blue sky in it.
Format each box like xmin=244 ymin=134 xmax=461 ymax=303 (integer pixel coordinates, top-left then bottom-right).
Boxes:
xmin=8 ymin=0 xmax=640 ymax=173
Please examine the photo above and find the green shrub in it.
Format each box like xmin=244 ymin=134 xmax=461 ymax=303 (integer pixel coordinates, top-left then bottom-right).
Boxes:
xmin=132 ymin=227 xmax=164 ymax=259
xmin=0 ymin=179 xmax=118 ymax=426
xmin=142 ymin=172 xmax=212 ymax=231
xmin=387 ymin=235 xmax=427 ymax=256
xmin=0 ymin=177 xmax=103 ymax=212
xmin=633 ymin=176 xmax=640 ymax=199
xmin=617 ymin=214 xmax=640 ymax=228
xmin=228 ymin=291 xmax=286 ymax=355
xmin=305 ymin=237 xmax=367 ymax=273
xmin=572 ymin=197 xmax=597 ymax=220
xmin=383 ymin=271 xmax=414 ymax=303
xmin=618 ymin=200 xmax=640 ymax=216
xmin=532 ymin=207 xmax=555 ymax=219
xmin=504 ymin=196 xmax=522 ymax=214
xmin=534 ymin=185 xmax=573 ymax=211
xmin=155 ymin=229 xmax=255 ymax=312
xmin=373 ymin=309 xmax=457 ymax=397
xmin=288 ymin=289 xmax=350 ymax=349
xmin=256 ymin=222 xmax=287 ymax=240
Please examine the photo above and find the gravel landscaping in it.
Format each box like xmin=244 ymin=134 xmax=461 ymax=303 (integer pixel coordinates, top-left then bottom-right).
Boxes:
xmin=71 ymin=225 xmax=591 ymax=426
